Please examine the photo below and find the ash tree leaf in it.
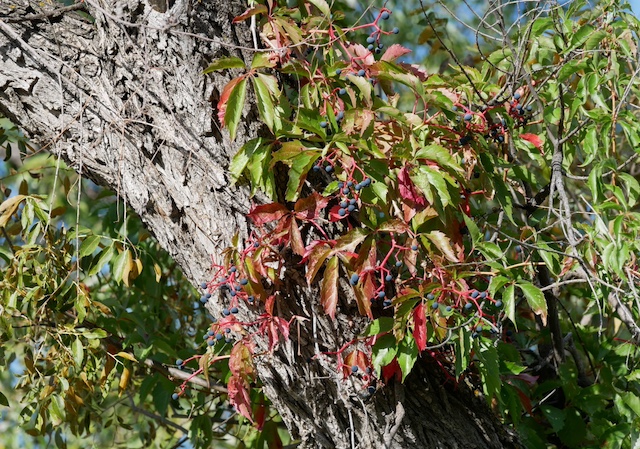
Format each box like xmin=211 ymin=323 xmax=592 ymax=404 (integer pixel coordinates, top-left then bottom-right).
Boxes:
xmin=88 ymin=242 xmax=114 ymax=276
xmin=79 ymin=234 xmax=101 ymax=258
xmin=518 ymin=281 xmax=547 ymax=325
xmin=72 ymin=337 xmax=84 ymax=368
xmin=203 ymin=56 xmax=245 ymax=74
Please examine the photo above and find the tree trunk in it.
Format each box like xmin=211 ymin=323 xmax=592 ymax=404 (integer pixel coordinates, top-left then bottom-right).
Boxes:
xmin=0 ymin=1 xmax=521 ymax=447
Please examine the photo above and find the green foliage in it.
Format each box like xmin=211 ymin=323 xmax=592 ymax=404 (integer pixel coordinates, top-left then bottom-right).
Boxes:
xmin=0 ymin=134 xmax=283 ymax=447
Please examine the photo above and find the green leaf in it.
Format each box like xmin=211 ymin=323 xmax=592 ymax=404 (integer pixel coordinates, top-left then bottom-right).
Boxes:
xmin=0 ymin=391 xmax=8 ymax=407
xmin=79 ymin=234 xmax=101 ymax=258
xmin=229 ymin=137 xmax=266 ymax=183
xmin=462 ymin=214 xmax=480 ymax=245
xmin=252 ymin=74 xmax=276 ymax=132
xmin=307 ymin=0 xmax=331 ymax=17
xmin=72 ymin=337 xmax=84 ymax=368
xmin=88 ymin=243 xmax=115 ymax=276
xmin=518 ymin=281 xmax=547 ymax=325
xmin=112 ymin=249 xmax=131 ymax=284
xmin=503 ymin=284 xmax=516 ymax=327
xmin=285 ymin=152 xmax=319 ymax=201
xmin=477 ymin=341 xmax=500 ymax=401
xmin=372 ymin=334 xmax=398 ymax=375
xmin=225 ymin=77 xmax=247 ymax=141
xmin=454 ymin=328 xmax=471 ymax=377
xmin=364 ymin=317 xmax=394 ymax=336
xmin=203 ymin=56 xmax=245 ymax=74
xmin=397 ymin=334 xmax=418 ymax=382
xmin=541 ymin=405 xmax=566 ymax=433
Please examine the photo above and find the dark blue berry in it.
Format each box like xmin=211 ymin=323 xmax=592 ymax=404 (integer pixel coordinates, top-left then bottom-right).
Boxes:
xmin=380 ymin=11 xmax=390 ymax=20
xmin=336 ymin=69 xmax=342 ymax=75
xmin=351 ymin=365 xmax=359 ymax=373
xmin=172 ymin=393 xmax=179 ymax=400
xmin=366 ymin=36 xmax=375 ymax=44
xmin=445 ymin=306 xmax=452 ymax=312
xmin=347 ymin=205 xmax=355 ymax=212
xmin=495 ymin=301 xmax=503 ymax=308
xmin=248 ymin=296 xmax=255 ymax=303
xmin=222 ymin=308 xmax=230 ymax=316
xmin=339 ymin=88 xmax=346 ymax=95
xmin=476 ymin=326 xmax=483 ymax=332
xmin=349 ymin=198 xmax=357 ymax=205
xmin=506 ymin=330 xmax=513 ymax=337
xmin=426 ymin=293 xmax=435 ymax=300
xmin=526 ymin=104 xmax=533 ymax=111
xmin=225 ymin=328 xmax=231 ymax=333
xmin=367 ymin=385 xmax=376 ymax=394
xmin=325 ymin=165 xmax=333 ymax=173
xmin=176 ymin=359 xmax=184 ymax=366
xmin=320 ymin=121 xmax=328 ymax=128
xmin=215 ymin=333 xmax=224 ymax=340
xmin=200 ymin=282 xmax=208 ymax=289
xmin=340 ymin=201 xmax=348 ymax=208
xmin=358 ymin=69 xmax=366 ymax=77
xmin=378 ymin=43 xmax=384 ymax=49
xmin=513 ymin=92 xmax=521 ymax=100
xmin=230 ymin=307 xmax=239 ymax=314
xmin=208 ymin=338 xmax=216 ymax=346
xmin=479 ymin=291 xmax=487 ymax=299
xmin=205 ymin=293 xmax=212 ymax=299
xmin=313 ymin=165 xmax=321 ymax=171
xmin=471 ymin=290 xmax=479 ymax=298
xmin=385 ymin=274 xmax=393 ymax=282
xmin=239 ymin=279 xmax=248 ymax=285
xmin=347 ymin=181 xmax=353 ymax=187
xmin=378 ymin=291 xmax=386 ymax=299
xmin=411 ymin=245 xmax=418 ymax=251
xmin=338 ymin=208 xmax=346 ymax=216
xmin=464 ymin=113 xmax=473 ymax=121
xmin=383 ymin=299 xmax=392 ymax=307
xmin=200 ymin=296 xmax=208 ymax=303
xmin=229 ymin=267 xmax=236 ymax=273
xmin=342 ymin=188 xmax=350 ymax=194
xmin=432 ymin=302 xmax=439 ymax=310
xmin=207 ymin=329 xmax=215 ymax=337
xmin=234 ymin=285 xmax=242 ymax=291
xmin=464 ymin=303 xmax=474 ymax=310
xmin=395 ymin=261 xmax=402 ymax=267
xmin=368 ymin=44 xmax=374 ymax=51
xmin=229 ymin=290 xmax=236 ymax=297
xmin=350 ymin=273 xmax=360 ymax=285
xmin=337 ymin=111 xmax=344 ymax=120
xmin=392 ymin=27 xmax=399 ymax=34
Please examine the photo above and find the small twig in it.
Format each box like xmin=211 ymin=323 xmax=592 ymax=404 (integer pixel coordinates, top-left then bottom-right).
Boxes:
xmin=143 ymin=358 xmax=228 ymax=393
xmin=0 ymin=3 xmax=86 ymax=23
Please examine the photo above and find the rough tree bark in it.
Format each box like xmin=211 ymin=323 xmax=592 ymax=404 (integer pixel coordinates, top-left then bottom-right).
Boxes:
xmin=0 ymin=1 xmax=521 ymax=447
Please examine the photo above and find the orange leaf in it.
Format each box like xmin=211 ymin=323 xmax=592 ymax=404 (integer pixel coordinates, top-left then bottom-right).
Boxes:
xmin=320 ymin=256 xmax=339 ymax=318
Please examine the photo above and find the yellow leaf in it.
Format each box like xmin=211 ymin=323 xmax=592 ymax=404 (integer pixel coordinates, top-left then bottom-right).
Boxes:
xmin=153 ymin=263 xmax=162 ymax=282
xmin=0 ymin=195 xmax=26 ymax=227
xmin=118 ymin=366 xmax=131 ymax=396
xmin=115 ymin=351 xmax=138 ymax=362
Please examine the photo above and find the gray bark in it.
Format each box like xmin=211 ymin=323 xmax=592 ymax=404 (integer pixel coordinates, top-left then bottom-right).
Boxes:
xmin=0 ymin=1 xmax=521 ymax=447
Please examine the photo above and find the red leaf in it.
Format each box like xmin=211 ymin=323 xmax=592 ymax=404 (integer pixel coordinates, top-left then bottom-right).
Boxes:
xmin=229 ymin=342 xmax=255 ymax=381
xmin=398 ymin=166 xmax=427 ymax=207
xmin=343 ymin=350 xmax=369 ymax=377
xmin=320 ymin=256 xmax=339 ymax=318
xmin=232 ymin=4 xmax=268 ymax=23
xmin=254 ymin=401 xmax=267 ymax=430
xmin=328 ymin=204 xmax=347 ymax=222
xmin=228 ymin=375 xmax=253 ymax=422
xmin=381 ymin=44 xmax=412 ymax=62
xmin=413 ymin=303 xmax=427 ymax=352
xmin=381 ymin=358 xmax=402 ymax=382
xmin=217 ymin=77 xmax=244 ymax=127
xmin=290 ymin=219 xmax=305 ymax=256
xmin=520 ymin=133 xmax=544 ymax=152
xmin=304 ymin=243 xmax=332 ymax=285
xmin=248 ymin=203 xmax=289 ymax=226
xmin=294 ymin=192 xmax=330 ymax=221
